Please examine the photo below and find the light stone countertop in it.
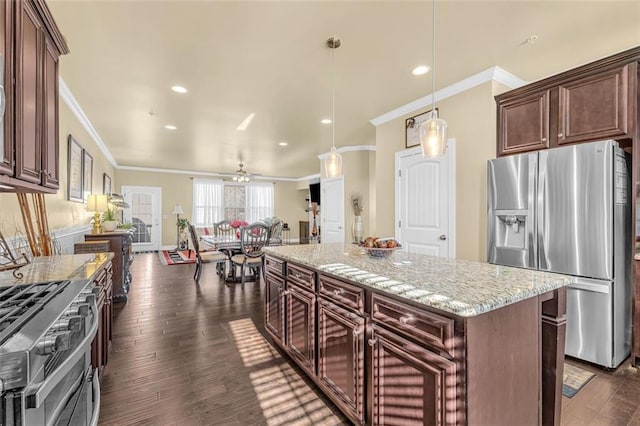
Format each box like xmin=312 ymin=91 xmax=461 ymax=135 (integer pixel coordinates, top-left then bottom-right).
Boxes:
xmin=265 ymin=243 xmax=572 ymax=317
xmin=0 ymin=253 xmax=114 ymax=287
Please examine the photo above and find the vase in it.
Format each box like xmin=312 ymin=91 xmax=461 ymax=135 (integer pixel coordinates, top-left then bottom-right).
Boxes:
xmin=352 ymin=216 xmax=363 ymax=243
xmin=103 ymin=220 xmax=117 ymax=232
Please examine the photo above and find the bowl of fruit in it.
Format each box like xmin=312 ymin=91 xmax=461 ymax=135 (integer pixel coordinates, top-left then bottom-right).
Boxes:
xmin=360 ymin=237 xmax=402 ymax=258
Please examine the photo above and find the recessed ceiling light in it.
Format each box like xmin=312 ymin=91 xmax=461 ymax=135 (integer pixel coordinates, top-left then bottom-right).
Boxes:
xmin=321 ymin=118 xmax=332 ymax=124
xmin=412 ymin=65 xmax=430 ymax=76
xmin=164 ymin=125 xmax=177 ymax=130
xmin=171 ymin=85 xmax=188 ymax=93
xmin=279 ymin=141 xmax=288 ymax=146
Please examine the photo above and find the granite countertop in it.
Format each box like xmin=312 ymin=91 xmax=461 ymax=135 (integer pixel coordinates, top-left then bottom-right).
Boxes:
xmin=265 ymin=243 xmax=572 ymax=317
xmin=0 ymin=253 xmax=114 ymax=286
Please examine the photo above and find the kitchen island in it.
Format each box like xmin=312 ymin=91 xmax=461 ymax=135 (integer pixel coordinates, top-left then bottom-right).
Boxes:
xmin=264 ymin=243 xmax=572 ymax=425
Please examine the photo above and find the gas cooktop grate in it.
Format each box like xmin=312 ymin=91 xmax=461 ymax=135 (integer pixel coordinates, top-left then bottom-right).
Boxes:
xmin=0 ymin=281 xmax=66 ymax=345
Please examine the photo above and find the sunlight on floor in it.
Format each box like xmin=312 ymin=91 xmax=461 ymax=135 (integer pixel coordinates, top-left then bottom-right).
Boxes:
xmin=229 ymin=318 xmax=343 ymax=425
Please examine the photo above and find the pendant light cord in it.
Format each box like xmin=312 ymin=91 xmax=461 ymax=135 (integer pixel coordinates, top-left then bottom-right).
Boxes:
xmin=332 ymin=36 xmax=336 ymax=149
xmin=431 ymin=0 xmax=436 ymax=114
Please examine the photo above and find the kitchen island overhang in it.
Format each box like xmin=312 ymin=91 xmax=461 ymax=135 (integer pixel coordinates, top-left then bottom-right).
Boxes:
xmin=264 ymin=243 xmax=571 ymax=425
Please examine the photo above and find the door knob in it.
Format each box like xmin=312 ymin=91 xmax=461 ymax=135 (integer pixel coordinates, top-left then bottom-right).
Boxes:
xmin=439 ymin=235 xmax=447 ymax=241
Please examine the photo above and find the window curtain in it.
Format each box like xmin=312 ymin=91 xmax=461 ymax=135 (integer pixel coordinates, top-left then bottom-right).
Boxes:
xmin=192 ymin=179 xmax=224 ymax=227
xmin=245 ymin=183 xmax=274 ymax=223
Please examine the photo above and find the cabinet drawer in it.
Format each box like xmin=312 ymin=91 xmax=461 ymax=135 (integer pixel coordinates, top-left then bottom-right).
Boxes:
xmin=265 ymin=255 xmax=285 ymax=277
xmin=319 ymin=274 xmax=364 ymax=313
xmin=287 ymin=263 xmax=315 ymax=291
xmin=371 ymin=293 xmax=454 ymax=357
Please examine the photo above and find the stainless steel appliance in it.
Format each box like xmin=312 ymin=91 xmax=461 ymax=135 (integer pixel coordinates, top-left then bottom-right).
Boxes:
xmin=0 ymin=279 xmax=101 ymax=425
xmin=487 ymin=140 xmax=631 ymax=368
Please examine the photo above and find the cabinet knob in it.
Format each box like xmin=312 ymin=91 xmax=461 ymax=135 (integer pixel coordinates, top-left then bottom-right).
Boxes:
xmin=439 ymin=235 xmax=447 ymax=241
xmin=352 ymin=328 xmax=360 ymax=337
xmin=367 ymin=338 xmax=377 ymax=347
xmin=558 ymin=133 xmax=563 ymax=138
xmin=399 ymin=315 xmax=414 ymax=326
xmin=333 ymin=288 xmax=345 ymax=296
xmin=541 ymin=137 xmax=547 ymax=142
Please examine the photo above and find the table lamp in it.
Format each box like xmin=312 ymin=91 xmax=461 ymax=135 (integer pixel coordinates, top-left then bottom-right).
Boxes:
xmin=87 ymin=194 xmax=108 ymax=234
xmin=172 ymin=203 xmax=184 ymax=251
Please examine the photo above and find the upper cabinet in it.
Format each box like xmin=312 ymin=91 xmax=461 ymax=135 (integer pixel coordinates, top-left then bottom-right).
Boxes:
xmin=496 ymin=48 xmax=639 ymax=157
xmin=0 ymin=0 xmax=68 ymax=192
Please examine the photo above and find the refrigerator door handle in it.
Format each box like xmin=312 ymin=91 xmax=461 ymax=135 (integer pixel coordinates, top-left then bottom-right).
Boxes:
xmin=568 ymin=278 xmax=611 ymax=294
xmin=528 ymin=153 xmax=538 ymax=269
xmin=537 ymin=151 xmax=548 ymax=270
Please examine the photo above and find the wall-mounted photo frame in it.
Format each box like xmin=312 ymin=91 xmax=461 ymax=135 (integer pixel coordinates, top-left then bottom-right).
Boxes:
xmin=103 ymin=173 xmax=111 ymax=195
xmin=405 ymin=108 xmax=438 ymax=148
xmin=67 ymin=135 xmax=84 ymax=203
xmin=83 ymin=150 xmax=93 ymax=203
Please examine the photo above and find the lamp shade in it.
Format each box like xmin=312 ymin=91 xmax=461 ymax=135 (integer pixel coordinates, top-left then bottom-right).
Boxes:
xmin=86 ymin=194 xmax=108 ymax=212
xmin=324 ymin=147 xmax=343 ymax=178
xmin=419 ymin=110 xmax=448 ymax=158
xmin=172 ymin=203 xmax=184 ymax=215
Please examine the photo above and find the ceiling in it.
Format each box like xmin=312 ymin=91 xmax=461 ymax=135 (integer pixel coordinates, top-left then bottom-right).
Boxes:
xmin=48 ymin=1 xmax=640 ymax=180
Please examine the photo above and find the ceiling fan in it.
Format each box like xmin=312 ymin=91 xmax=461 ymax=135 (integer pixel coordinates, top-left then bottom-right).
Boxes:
xmin=232 ymin=163 xmax=251 ymax=182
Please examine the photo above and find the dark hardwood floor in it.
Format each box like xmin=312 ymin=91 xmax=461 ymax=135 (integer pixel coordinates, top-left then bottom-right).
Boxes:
xmin=99 ymin=253 xmax=347 ymax=425
xmin=100 ymin=253 xmax=640 ymax=425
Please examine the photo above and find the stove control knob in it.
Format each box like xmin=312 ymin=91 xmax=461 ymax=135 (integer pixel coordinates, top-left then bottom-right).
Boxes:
xmin=66 ymin=304 xmax=89 ymax=317
xmin=52 ymin=316 xmax=83 ymax=332
xmin=80 ymin=294 xmax=96 ymax=306
xmin=35 ymin=335 xmax=62 ymax=355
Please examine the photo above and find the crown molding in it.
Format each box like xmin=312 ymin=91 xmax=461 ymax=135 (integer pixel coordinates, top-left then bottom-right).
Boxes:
xmin=317 ymin=144 xmax=376 ymax=160
xmin=370 ymin=66 xmax=527 ymax=126
xmin=59 ymin=77 xmax=118 ymax=168
xmin=117 ymin=165 xmax=319 ymax=182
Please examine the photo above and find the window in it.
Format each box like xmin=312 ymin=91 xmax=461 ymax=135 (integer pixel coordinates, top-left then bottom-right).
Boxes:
xmin=192 ymin=179 xmax=274 ymax=226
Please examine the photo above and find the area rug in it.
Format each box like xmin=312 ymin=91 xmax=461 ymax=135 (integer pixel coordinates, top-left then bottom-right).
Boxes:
xmin=158 ymin=250 xmax=196 ymax=265
xmin=562 ymin=363 xmax=595 ymax=398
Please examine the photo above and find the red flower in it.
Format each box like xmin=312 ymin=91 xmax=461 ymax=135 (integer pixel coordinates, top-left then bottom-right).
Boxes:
xmin=230 ymin=220 xmax=248 ymax=229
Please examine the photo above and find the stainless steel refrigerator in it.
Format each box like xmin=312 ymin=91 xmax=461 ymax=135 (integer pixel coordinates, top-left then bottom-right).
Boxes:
xmin=487 ymin=139 xmax=631 ymax=368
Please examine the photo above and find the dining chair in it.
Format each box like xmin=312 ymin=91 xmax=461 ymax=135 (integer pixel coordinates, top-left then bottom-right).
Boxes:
xmin=188 ymin=224 xmax=227 ymax=283
xmin=268 ymin=219 xmax=284 ymax=246
xmin=230 ymin=223 xmax=269 ymax=284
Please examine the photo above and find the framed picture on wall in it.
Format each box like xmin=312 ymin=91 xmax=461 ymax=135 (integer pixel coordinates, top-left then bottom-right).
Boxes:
xmin=405 ymin=108 xmax=438 ymax=148
xmin=103 ymin=173 xmax=111 ymax=195
xmin=83 ymin=150 xmax=93 ymax=203
xmin=67 ymin=135 xmax=83 ymax=203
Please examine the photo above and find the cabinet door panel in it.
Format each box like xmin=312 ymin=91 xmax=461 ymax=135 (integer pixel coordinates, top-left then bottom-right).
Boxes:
xmin=558 ymin=65 xmax=630 ymax=144
xmin=42 ymin=37 xmax=59 ymax=188
xmin=285 ymin=285 xmax=315 ymax=374
xmin=498 ymin=90 xmax=550 ymax=156
xmin=317 ymin=299 xmax=365 ymax=424
xmin=0 ymin=0 xmax=13 ymax=175
xmin=370 ymin=326 xmax=457 ymax=426
xmin=15 ymin=2 xmax=43 ymax=184
xmin=265 ymin=272 xmax=285 ymax=346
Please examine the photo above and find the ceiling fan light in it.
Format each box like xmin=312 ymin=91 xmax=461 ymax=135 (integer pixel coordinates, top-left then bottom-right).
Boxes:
xmin=419 ymin=110 xmax=448 ymax=158
xmin=324 ymin=146 xmax=343 ymax=178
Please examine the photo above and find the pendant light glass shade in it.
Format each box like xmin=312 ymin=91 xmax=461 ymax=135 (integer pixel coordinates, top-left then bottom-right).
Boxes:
xmin=419 ymin=109 xmax=448 ymax=158
xmin=324 ymin=146 xmax=343 ymax=178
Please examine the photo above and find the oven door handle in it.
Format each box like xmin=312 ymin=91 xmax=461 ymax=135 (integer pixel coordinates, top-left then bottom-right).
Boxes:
xmin=90 ymin=369 xmax=101 ymax=426
xmin=25 ymin=300 xmax=99 ymax=409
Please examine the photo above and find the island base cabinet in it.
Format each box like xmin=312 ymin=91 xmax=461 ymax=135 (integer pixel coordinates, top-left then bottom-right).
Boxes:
xmin=265 ymin=272 xmax=285 ymax=346
xmin=368 ymin=326 xmax=458 ymax=426
xmin=285 ymin=285 xmax=315 ymax=375
xmin=317 ymin=299 xmax=365 ymax=425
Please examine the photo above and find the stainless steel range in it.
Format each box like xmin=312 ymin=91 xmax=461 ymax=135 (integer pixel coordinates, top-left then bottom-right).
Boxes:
xmin=0 ymin=278 xmax=100 ymax=426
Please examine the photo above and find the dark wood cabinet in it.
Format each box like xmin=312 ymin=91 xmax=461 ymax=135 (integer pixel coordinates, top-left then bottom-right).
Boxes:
xmin=368 ymin=325 xmax=457 ymax=426
xmin=317 ymin=298 xmax=365 ymax=424
xmin=85 ymin=231 xmax=133 ymax=302
xmin=285 ymin=284 xmax=315 ymax=375
xmin=497 ymin=89 xmax=550 ymax=156
xmin=557 ymin=64 xmax=631 ymax=145
xmin=0 ymin=0 xmax=68 ymax=192
xmin=91 ymin=259 xmax=113 ymax=378
xmin=265 ymin=271 xmax=285 ymax=346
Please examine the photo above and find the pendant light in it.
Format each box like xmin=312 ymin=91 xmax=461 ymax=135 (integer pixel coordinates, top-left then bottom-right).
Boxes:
xmin=324 ymin=36 xmax=343 ymax=178
xmin=419 ymin=0 xmax=448 ymax=158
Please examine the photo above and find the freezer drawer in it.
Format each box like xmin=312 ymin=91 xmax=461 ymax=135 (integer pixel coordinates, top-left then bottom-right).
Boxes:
xmin=565 ymin=279 xmax=614 ymax=367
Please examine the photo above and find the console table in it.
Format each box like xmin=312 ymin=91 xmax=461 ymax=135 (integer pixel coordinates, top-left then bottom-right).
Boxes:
xmin=85 ymin=230 xmax=133 ymax=302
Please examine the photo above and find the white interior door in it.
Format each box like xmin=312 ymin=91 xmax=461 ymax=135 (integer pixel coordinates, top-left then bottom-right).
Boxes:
xmin=395 ymin=141 xmax=455 ymax=257
xmin=321 ymin=177 xmax=345 ymax=243
xmin=122 ymin=186 xmax=162 ymax=252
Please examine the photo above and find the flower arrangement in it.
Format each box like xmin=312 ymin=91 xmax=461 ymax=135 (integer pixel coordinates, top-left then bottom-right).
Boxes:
xmin=351 ymin=194 xmax=363 ymax=216
xmin=230 ymin=220 xmax=248 ymax=229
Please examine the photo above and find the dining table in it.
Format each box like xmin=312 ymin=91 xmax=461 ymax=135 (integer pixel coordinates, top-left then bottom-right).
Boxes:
xmin=200 ymin=235 xmax=243 ymax=282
